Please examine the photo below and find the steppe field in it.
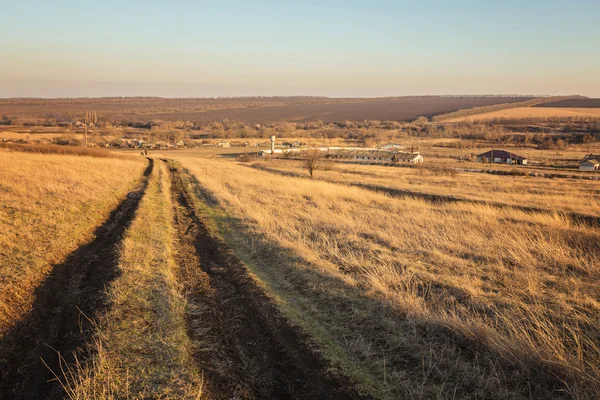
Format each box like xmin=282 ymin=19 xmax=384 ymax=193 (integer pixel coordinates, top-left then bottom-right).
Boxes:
xmin=0 ymin=96 xmax=533 ymax=123
xmin=444 ymin=98 xmax=600 ymax=122
xmin=1 ymin=139 xmax=599 ymax=400
xmin=447 ymin=107 xmax=600 ymax=122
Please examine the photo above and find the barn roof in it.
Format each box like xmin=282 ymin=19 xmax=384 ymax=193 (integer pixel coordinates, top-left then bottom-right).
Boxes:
xmin=477 ymin=149 xmax=527 ymax=161
xmin=581 ymin=159 xmax=600 ymax=165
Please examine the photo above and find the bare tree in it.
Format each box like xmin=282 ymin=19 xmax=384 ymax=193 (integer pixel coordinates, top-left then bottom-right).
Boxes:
xmin=282 ymin=148 xmax=293 ymax=158
xmin=302 ymin=150 xmax=322 ymax=179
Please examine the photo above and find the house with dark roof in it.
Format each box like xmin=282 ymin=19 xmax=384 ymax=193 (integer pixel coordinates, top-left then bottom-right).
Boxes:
xmin=580 ymin=158 xmax=600 ymax=171
xmin=476 ymin=150 xmax=528 ymax=165
xmin=583 ymin=153 xmax=600 ymax=161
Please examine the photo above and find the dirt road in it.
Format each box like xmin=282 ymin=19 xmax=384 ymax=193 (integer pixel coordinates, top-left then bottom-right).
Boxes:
xmin=0 ymin=158 xmax=365 ymax=399
xmin=168 ymin=161 xmax=366 ymax=400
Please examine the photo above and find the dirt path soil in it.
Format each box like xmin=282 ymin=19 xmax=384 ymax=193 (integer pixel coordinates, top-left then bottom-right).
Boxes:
xmin=0 ymin=159 xmax=153 ymax=400
xmin=167 ymin=161 xmax=367 ymax=400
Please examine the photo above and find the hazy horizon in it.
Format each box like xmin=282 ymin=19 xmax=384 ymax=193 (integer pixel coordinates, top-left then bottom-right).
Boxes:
xmin=0 ymin=85 xmax=575 ymax=100
xmin=2 ymin=0 xmax=599 ymax=98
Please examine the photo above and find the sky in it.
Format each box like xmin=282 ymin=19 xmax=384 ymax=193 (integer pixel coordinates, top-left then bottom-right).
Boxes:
xmin=1 ymin=0 xmax=599 ymax=98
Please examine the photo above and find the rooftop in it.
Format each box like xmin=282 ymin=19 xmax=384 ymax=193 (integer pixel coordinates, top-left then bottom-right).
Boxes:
xmin=477 ymin=149 xmax=527 ymax=161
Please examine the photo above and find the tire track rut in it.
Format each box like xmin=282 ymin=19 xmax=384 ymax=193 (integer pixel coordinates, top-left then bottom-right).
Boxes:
xmin=167 ymin=161 xmax=367 ymax=400
xmin=0 ymin=159 xmax=153 ymax=400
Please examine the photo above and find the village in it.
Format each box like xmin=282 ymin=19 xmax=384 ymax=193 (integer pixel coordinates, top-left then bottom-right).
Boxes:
xmin=2 ymin=128 xmax=599 ymax=172
xmin=251 ymin=136 xmax=600 ymax=171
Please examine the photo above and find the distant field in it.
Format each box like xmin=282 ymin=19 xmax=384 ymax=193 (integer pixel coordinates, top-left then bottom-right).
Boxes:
xmin=447 ymin=106 xmax=600 ymax=121
xmin=0 ymin=97 xmax=355 ymax=117
xmin=0 ymin=96 xmax=533 ymax=123
xmin=535 ymin=98 xmax=600 ymax=108
xmin=119 ymin=96 xmax=534 ymax=123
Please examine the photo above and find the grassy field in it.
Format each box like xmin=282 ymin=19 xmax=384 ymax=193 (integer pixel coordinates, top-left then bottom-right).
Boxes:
xmin=248 ymin=158 xmax=600 ymax=217
xmin=447 ymin=107 xmax=600 ymax=122
xmin=166 ymin=152 xmax=600 ymax=399
xmin=2 ymin=144 xmax=599 ymax=399
xmin=0 ymin=150 xmax=146 ymax=336
xmin=0 ymin=131 xmax=71 ymax=142
xmin=0 ymin=151 xmax=365 ymax=399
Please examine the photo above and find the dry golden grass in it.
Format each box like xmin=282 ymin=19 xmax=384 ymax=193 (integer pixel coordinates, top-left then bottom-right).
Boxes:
xmin=447 ymin=107 xmax=600 ymax=122
xmin=0 ymin=142 xmax=126 ymax=157
xmin=64 ymin=160 xmax=204 ymax=399
xmin=174 ymin=154 xmax=600 ymax=399
xmin=0 ymin=131 xmax=70 ymax=141
xmin=0 ymin=150 xmax=146 ymax=336
xmin=257 ymin=158 xmax=600 ymax=217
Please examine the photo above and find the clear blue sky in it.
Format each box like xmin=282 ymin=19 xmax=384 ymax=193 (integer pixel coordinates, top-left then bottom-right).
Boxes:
xmin=1 ymin=0 xmax=599 ymax=97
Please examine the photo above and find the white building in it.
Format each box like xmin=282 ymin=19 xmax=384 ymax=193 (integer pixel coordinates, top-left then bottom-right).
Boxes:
xmin=394 ymin=152 xmax=424 ymax=164
xmin=327 ymin=150 xmax=423 ymax=165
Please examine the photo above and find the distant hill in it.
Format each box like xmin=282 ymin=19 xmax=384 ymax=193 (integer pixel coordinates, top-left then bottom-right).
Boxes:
xmin=432 ymin=96 xmax=584 ymax=122
xmin=0 ymin=96 xmax=534 ymax=124
xmin=534 ymin=98 xmax=600 ymax=108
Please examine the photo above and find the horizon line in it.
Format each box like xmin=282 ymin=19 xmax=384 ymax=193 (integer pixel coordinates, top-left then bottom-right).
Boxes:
xmin=0 ymin=94 xmax=586 ymax=101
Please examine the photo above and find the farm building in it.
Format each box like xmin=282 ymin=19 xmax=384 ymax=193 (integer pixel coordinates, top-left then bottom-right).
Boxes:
xmin=216 ymin=141 xmax=230 ymax=148
xmin=354 ymin=151 xmax=383 ymax=163
xmin=394 ymin=152 xmax=423 ymax=164
xmin=580 ymin=159 xmax=600 ymax=171
xmin=327 ymin=150 xmax=423 ymax=165
xmin=477 ymin=150 xmax=527 ymax=165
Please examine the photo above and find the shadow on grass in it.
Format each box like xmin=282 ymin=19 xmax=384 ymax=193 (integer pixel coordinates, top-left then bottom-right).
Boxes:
xmin=183 ymin=164 xmax=584 ymax=400
xmin=0 ymin=159 xmax=153 ymax=400
xmin=170 ymin=162 xmax=368 ymax=400
xmin=249 ymin=163 xmax=600 ymax=228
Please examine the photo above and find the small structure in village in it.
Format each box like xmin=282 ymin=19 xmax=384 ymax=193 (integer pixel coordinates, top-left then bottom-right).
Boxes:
xmin=216 ymin=141 xmax=230 ymax=148
xmin=380 ymin=143 xmax=404 ymax=150
xmin=394 ymin=152 xmax=423 ymax=163
xmin=476 ymin=150 xmax=528 ymax=165
xmin=580 ymin=154 xmax=600 ymax=171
